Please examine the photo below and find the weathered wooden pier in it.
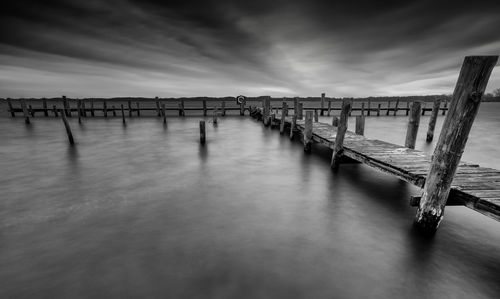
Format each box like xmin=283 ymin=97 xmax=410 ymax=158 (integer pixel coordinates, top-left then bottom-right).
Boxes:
xmin=250 ymin=56 xmax=499 ymax=231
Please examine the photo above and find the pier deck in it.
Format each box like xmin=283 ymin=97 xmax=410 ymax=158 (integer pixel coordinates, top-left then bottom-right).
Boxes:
xmin=259 ymin=111 xmax=500 ymax=223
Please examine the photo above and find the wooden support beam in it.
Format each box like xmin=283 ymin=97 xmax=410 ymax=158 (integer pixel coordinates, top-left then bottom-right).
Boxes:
xmin=199 ymin=120 xmax=206 ymax=144
xmin=20 ymin=99 xmax=30 ymax=124
xmin=393 ymin=99 xmax=399 ymax=116
xmin=162 ymin=103 xmax=166 ymax=124
xmin=136 ymin=102 xmax=140 ymax=116
xmin=405 ymin=101 xmax=422 ymax=149
xmin=415 ymin=56 xmax=498 ymax=232
xmin=203 ymin=99 xmax=207 ymax=116
xmin=331 ymin=99 xmax=352 ymax=169
xmin=121 ymin=104 xmax=126 ymax=124
xmin=77 ymin=100 xmax=82 ymax=123
xmin=7 ymin=98 xmax=15 ymax=117
xmin=355 ymin=115 xmax=365 ymax=135
xmin=426 ymin=98 xmax=442 ymax=142
xmin=320 ymin=93 xmax=325 ymax=116
xmin=297 ymin=102 xmax=303 ymax=120
xmin=280 ymin=102 xmax=287 ymax=134
xmin=304 ymin=111 xmax=313 ymax=152
xmin=43 ymin=99 xmax=48 ymax=117
xmin=332 ymin=116 xmax=339 ymax=127
xmin=112 ymin=105 xmax=116 ymax=117
xmin=60 ymin=108 xmax=74 ymax=145
xmin=289 ymin=115 xmax=297 ymax=140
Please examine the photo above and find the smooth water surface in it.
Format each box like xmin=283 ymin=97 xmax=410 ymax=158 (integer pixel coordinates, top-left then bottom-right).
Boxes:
xmin=1 ymin=103 xmax=499 ymax=298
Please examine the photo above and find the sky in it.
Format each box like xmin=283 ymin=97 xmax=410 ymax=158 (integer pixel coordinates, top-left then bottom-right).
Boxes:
xmin=1 ymin=0 xmax=499 ymax=98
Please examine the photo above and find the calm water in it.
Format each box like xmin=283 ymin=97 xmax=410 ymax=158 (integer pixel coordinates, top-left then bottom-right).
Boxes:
xmin=1 ymin=103 xmax=499 ymax=298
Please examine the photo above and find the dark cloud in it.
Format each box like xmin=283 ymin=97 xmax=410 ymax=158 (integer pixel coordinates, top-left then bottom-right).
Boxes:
xmin=0 ymin=0 xmax=499 ymax=97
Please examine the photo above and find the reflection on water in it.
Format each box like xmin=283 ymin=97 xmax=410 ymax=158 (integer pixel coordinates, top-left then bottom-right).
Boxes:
xmin=0 ymin=104 xmax=499 ymax=298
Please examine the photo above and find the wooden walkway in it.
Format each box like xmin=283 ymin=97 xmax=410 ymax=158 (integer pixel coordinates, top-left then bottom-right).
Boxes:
xmin=256 ymin=111 xmax=500 ymax=223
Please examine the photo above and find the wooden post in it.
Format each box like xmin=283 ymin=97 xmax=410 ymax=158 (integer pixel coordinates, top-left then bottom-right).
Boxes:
xmin=239 ymin=99 xmax=245 ymax=116
xmin=426 ymin=98 xmax=442 ymax=142
xmin=77 ymin=100 xmax=82 ymax=123
xmin=7 ymin=98 xmax=15 ymax=117
xmin=213 ymin=107 xmax=218 ymax=125
xmin=203 ymin=99 xmax=207 ymax=116
xmin=332 ymin=116 xmax=339 ymax=127
xmin=406 ymin=100 xmax=410 ymax=116
xmin=386 ymin=100 xmax=391 ymax=115
xmin=127 ymin=100 xmax=131 ymax=117
xmin=28 ymin=105 xmax=34 ymax=117
xmin=367 ymin=99 xmax=371 ymax=116
xmin=221 ymin=101 xmax=226 ymax=116
xmin=415 ymin=55 xmax=498 ymax=231
xmin=377 ymin=104 xmax=381 ymax=116
xmin=179 ymin=100 xmax=185 ymax=116
xmin=121 ymin=104 xmax=126 ymax=124
xmin=393 ymin=99 xmax=399 ymax=116
xmin=43 ymin=99 xmax=48 ymax=117
xmin=294 ymin=97 xmax=299 ymax=116
xmin=361 ymin=102 xmax=365 ymax=116
xmin=297 ymin=102 xmax=303 ymax=120
xmin=20 ymin=99 xmax=30 ymax=124
xmin=289 ymin=115 xmax=297 ymax=140
xmin=405 ymin=101 xmax=422 ymax=149
xmin=270 ymin=113 xmax=276 ymax=128
xmin=263 ymin=97 xmax=271 ymax=126
xmin=90 ymin=99 xmax=95 ymax=117
xmin=314 ymin=109 xmax=319 ymax=122
xmin=327 ymin=101 xmax=332 ymax=116
xmin=60 ymin=108 xmax=74 ymax=145
xmin=304 ymin=111 xmax=313 ymax=152
xmin=280 ymin=102 xmax=287 ymax=134
xmin=199 ymin=120 xmax=206 ymax=144
xmin=136 ymin=102 xmax=140 ymax=116
xmin=355 ymin=115 xmax=365 ymax=135
xmin=112 ymin=105 xmax=116 ymax=117
xmin=156 ymin=97 xmax=161 ymax=117
xmin=63 ymin=95 xmax=71 ymax=117
xmin=82 ymin=100 xmax=87 ymax=117
xmin=320 ymin=93 xmax=325 ymax=116
xmin=331 ymin=99 xmax=352 ymax=169
xmin=162 ymin=103 xmax=166 ymax=124
xmin=103 ymin=100 xmax=108 ymax=117
xmin=52 ymin=105 xmax=59 ymax=117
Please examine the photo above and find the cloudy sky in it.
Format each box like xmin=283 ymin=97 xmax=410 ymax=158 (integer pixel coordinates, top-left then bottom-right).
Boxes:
xmin=1 ymin=0 xmax=499 ymax=98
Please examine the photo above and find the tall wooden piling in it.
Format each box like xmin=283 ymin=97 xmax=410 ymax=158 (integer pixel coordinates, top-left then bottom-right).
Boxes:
xmin=263 ymin=97 xmax=271 ymax=126
xmin=136 ymin=102 xmax=140 ymax=116
xmin=199 ymin=120 xmax=206 ymax=144
xmin=405 ymin=101 xmax=422 ymax=149
xmin=332 ymin=116 xmax=339 ymax=127
xmin=221 ymin=101 xmax=226 ymax=116
xmin=304 ymin=111 xmax=313 ymax=152
xmin=426 ymin=98 xmax=442 ymax=142
xmin=52 ymin=105 xmax=59 ymax=117
xmin=386 ymin=100 xmax=391 ymax=116
xmin=289 ymin=115 xmax=297 ymax=140
xmin=213 ymin=107 xmax=218 ymax=125
xmin=156 ymin=97 xmax=161 ymax=117
xmin=43 ymin=99 xmax=48 ymax=117
xmin=327 ymin=101 xmax=332 ymax=116
xmin=294 ymin=97 xmax=299 ymax=116
xmin=77 ymin=100 xmax=82 ymax=123
xmin=28 ymin=105 xmax=34 ymax=117
xmin=331 ymin=99 xmax=352 ymax=169
xmin=320 ymin=93 xmax=325 ymax=116
xmin=377 ymin=104 xmax=381 ymax=116
xmin=7 ymin=98 xmax=15 ymax=117
xmin=367 ymin=99 xmax=371 ymax=116
xmin=355 ymin=115 xmax=365 ymax=135
xmin=103 ymin=100 xmax=108 ymax=117
xmin=203 ymin=99 xmax=207 ymax=116
xmin=127 ymin=100 xmax=132 ymax=117
xmin=112 ymin=105 xmax=116 ymax=117
xmin=280 ymin=102 xmax=287 ymax=134
xmin=162 ymin=103 xmax=166 ymax=124
xmin=121 ymin=104 xmax=126 ymax=124
xmin=90 ymin=99 xmax=95 ymax=117
xmin=415 ymin=55 xmax=498 ymax=231
xmin=82 ymin=100 xmax=87 ymax=117
xmin=297 ymin=102 xmax=303 ymax=120
xmin=60 ymin=108 xmax=74 ymax=145
xmin=179 ymin=100 xmax=185 ymax=116
xmin=63 ymin=95 xmax=71 ymax=117
xmin=239 ymin=98 xmax=245 ymax=116
xmin=393 ymin=99 xmax=399 ymax=116
xmin=314 ymin=109 xmax=319 ymax=122
xmin=20 ymin=99 xmax=30 ymax=124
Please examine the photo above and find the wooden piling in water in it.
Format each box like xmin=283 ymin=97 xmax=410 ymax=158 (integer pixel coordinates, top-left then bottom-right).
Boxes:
xmin=294 ymin=97 xmax=299 ymax=116
xmin=331 ymin=99 xmax=352 ymax=169
xmin=327 ymin=101 xmax=332 ymax=116
xmin=386 ymin=100 xmax=391 ymax=116
xmin=179 ymin=100 xmax=185 ymax=116
xmin=415 ymin=55 xmax=498 ymax=232
xmin=200 ymin=120 xmax=206 ymax=144
xmin=128 ymin=100 xmax=132 ymax=117
xmin=112 ymin=105 xmax=116 ymax=117
xmin=426 ymin=98 xmax=442 ymax=142
xmin=239 ymin=98 xmax=245 ymax=116
xmin=90 ymin=99 xmax=95 ymax=117
xmin=355 ymin=115 xmax=365 ymax=135
xmin=77 ymin=100 xmax=82 ymax=123
xmin=377 ymin=104 xmax=381 ymax=116
xmin=263 ymin=97 xmax=271 ymax=126
xmin=320 ymin=93 xmax=325 ymax=116
xmin=156 ymin=97 xmax=161 ymax=117
xmin=289 ymin=115 xmax=297 ymax=140
xmin=60 ymin=108 xmax=74 ymax=145
xmin=20 ymin=99 xmax=30 ymax=124
xmin=136 ymin=102 xmax=140 ymax=116
xmin=213 ymin=107 xmax=218 ymax=125
xmin=314 ymin=109 xmax=319 ymax=122
xmin=367 ymin=99 xmax=371 ymax=116
xmin=28 ymin=105 xmax=34 ymax=117
xmin=7 ymin=98 xmax=15 ymax=117
xmin=121 ymin=104 xmax=126 ymax=124
xmin=63 ymin=96 xmax=71 ymax=117
xmin=304 ymin=111 xmax=313 ymax=153
xmin=405 ymin=101 xmax=422 ymax=149
xmin=221 ymin=101 xmax=226 ymax=116
xmin=82 ymin=100 xmax=87 ymax=117
xmin=162 ymin=103 xmax=166 ymax=124
xmin=297 ymin=102 xmax=303 ymax=120
xmin=43 ymin=99 xmax=48 ymax=117
xmin=393 ymin=99 xmax=399 ymax=116
xmin=203 ymin=99 xmax=207 ymax=116
xmin=280 ymin=102 xmax=287 ymax=134
xmin=103 ymin=100 xmax=108 ymax=117
xmin=332 ymin=116 xmax=339 ymax=127
xmin=53 ymin=105 xmax=59 ymax=117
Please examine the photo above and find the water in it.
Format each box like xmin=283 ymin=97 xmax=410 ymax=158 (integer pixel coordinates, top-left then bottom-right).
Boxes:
xmin=1 ymin=103 xmax=499 ymax=298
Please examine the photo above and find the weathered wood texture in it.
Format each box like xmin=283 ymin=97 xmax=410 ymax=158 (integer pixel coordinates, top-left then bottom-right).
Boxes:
xmin=304 ymin=111 xmax=313 ymax=152
xmin=426 ymin=99 xmax=441 ymax=142
xmin=415 ymin=55 xmax=498 ymax=231
xmin=331 ymin=99 xmax=352 ymax=169
xmin=405 ymin=102 xmax=422 ymax=149
xmin=60 ymin=108 xmax=74 ymax=145
xmin=199 ymin=120 xmax=206 ymax=144
xmin=355 ymin=115 xmax=365 ymax=135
